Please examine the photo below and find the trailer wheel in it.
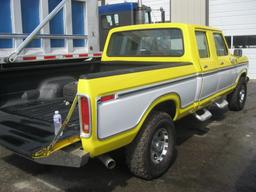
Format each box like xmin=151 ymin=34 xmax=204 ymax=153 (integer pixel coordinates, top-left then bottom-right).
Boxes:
xmin=227 ymin=77 xmax=247 ymax=111
xmin=126 ymin=111 xmax=175 ymax=180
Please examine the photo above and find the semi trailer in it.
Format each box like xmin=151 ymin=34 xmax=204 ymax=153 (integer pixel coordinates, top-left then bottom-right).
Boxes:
xmin=0 ymin=0 xmax=156 ymax=64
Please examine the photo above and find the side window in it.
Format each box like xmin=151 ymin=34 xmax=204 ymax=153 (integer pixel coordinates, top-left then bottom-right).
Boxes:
xmin=195 ymin=31 xmax=210 ymax=58
xmin=213 ymin=33 xmax=228 ymax=56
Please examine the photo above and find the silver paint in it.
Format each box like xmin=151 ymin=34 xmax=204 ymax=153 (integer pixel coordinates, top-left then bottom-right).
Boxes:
xmin=97 ymin=77 xmax=197 ymax=139
xmin=96 ymin=63 xmax=248 ymax=139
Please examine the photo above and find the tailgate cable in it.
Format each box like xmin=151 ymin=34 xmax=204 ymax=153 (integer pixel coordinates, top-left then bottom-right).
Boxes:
xmin=33 ymin=96 xmax=78 ymax=158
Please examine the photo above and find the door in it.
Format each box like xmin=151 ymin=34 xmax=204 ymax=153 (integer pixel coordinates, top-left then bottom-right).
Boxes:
xmin=195 ymin=30 xmax=219 ymax=100
xmin=213 ymin=33 xmax=237 ymax=90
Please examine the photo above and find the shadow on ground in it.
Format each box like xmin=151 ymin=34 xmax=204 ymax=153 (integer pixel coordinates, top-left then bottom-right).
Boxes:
xmin=175 ymin=106 xmax=228 ymax=145
xmin=4 ymin=151 xmax=131 ymax=192
xmin=235 ymin=156 xmax=256 ymax=192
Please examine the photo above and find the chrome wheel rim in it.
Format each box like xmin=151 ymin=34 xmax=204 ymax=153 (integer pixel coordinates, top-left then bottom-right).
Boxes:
xmin=239 ymin=87 xmax=246 ymax=104
xmin=151 ymin=128 xmax=169 ymax=164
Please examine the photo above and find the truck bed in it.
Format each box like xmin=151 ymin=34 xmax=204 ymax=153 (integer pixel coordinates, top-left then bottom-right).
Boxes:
xmin=0 ymin=60 xmax=162 ymax=156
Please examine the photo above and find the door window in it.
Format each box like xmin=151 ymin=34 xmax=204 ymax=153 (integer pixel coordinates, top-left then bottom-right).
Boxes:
xmin=195 ymin=31 xmax=210 ymax=58
xmin=213 ymin=33 xmax=228 ymax=56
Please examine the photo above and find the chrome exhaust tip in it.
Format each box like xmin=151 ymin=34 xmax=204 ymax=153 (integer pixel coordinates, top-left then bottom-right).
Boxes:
xmin=98 ymin=155 xmax=116 ymax=169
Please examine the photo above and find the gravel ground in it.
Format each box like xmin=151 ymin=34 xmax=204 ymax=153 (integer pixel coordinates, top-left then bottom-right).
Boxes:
xmin=0 ymin=81 xmax=255 ymax=192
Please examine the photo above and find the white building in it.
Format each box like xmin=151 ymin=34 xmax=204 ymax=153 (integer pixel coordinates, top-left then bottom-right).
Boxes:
xmin=209 ymin=0 xmax=256 ymax=79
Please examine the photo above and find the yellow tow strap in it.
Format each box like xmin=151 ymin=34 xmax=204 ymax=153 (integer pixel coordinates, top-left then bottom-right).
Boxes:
xmin=33 ymin=96 xmax=79 ymax=158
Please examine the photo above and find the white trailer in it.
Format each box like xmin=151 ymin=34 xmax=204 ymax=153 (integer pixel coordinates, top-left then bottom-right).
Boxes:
xmin=0 ymin=0 xmax=101 ymax=64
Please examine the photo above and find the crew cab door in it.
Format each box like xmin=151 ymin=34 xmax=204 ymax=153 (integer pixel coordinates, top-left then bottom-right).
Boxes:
xmin=195 ymin=30 xmax=219 ymax=100
xmin=212 ymin=33 xmax=237 ymax=90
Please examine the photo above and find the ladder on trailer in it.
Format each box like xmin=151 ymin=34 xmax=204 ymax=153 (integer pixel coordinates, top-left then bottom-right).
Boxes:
xmin=7 ymin=0 xmax=67 ymax=63
xmin=0 ymin=0 xmax=101 ymax=64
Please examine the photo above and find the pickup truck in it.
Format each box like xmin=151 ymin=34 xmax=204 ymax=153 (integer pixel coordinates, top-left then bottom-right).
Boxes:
xmin=0 ymin=23 xmax=248 ymax=180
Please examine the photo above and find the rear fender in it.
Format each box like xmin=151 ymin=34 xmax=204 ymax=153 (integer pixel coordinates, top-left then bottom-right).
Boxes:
xmin=81 ymin=93 xmax=181 ymax=157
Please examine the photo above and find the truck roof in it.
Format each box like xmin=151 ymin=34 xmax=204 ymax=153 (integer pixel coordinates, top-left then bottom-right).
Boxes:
xmin=108 ymin=23 xmax=222 ymax=33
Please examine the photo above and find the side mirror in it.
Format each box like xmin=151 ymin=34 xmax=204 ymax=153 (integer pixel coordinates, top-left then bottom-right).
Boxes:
xmin=234 ymin=49 xmax=243 ymax=57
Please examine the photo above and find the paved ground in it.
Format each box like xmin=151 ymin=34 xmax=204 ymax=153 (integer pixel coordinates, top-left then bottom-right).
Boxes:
xmin=0 ymin=82 xmax=255 ymax=192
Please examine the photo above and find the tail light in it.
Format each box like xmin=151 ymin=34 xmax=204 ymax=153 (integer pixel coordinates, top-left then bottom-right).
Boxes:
xmin=80 ymin=96 xmax=90 ymax=135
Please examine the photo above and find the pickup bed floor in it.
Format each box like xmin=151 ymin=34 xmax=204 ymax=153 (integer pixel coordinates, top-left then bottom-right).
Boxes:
xmin=0 ymin=99 xmax=80 ymax=157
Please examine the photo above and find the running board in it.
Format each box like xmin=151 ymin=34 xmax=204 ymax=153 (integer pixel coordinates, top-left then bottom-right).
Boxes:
xmin=214 ymin=99 xmax=228 ymax=109
xmin=194 ymin=109 xmax=212 ymax=122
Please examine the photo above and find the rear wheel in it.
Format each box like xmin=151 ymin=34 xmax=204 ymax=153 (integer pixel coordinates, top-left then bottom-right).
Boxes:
xmin=227 ymin=77 xmax=247 ymax=111
xmin=126 ymin=111 xmax=175 ymax=180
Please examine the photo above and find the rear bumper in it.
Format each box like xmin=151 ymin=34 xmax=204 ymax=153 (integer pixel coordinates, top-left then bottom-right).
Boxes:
xmin=33 ymin=143 xmax=90 ymax=168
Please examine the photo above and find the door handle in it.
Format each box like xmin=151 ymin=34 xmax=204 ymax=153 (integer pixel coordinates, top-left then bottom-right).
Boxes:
xmin=220 ymin=62 xmax=224 ymax=65
xmin=203 ymin=65 xmax=208 ymax=69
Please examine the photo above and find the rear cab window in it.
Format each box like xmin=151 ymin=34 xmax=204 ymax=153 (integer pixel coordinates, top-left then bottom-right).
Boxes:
xmin=107 ymin=28 xmax=184 ymax=57
xmin=213 ymin=33 xmax=229 ymax=56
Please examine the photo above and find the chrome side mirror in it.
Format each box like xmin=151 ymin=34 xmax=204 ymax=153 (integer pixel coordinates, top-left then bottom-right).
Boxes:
xmin=234 ymin=49 xmax=243 ymax=57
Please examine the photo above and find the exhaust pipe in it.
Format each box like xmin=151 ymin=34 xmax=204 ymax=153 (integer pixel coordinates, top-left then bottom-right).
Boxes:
xmin=98 ymin=155 xmax=116 ymax=169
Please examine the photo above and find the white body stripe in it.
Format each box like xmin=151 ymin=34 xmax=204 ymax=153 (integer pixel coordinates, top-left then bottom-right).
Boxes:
xmin=200 ymin=73 xmax=219 ymax=100
xmin=217 ymin=66 xmax=237 ymax=91
xmin=96 ymin=63 xmax=248 ymax=139
xmin=97 ymin=77 xmax=197 ymax=139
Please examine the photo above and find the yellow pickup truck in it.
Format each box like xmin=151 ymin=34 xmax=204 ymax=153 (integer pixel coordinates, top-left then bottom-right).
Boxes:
xmin=0 ymin=23 xmax=248 ymax=180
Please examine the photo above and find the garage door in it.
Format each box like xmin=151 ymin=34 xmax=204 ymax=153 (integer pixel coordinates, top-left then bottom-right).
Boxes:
xmin=209 ymin=0 xmax=256 ymax=79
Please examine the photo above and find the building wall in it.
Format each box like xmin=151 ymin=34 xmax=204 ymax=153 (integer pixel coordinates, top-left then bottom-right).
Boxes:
xmin=104 ymin=0 xmax=170 ymax=22
xmin=171 ymin=0 xmax=207 ymax=25
xmin=209 ymin=0 xmax=256 ymax=35
xmin=209 ymin=0 xmax=256 ymax=79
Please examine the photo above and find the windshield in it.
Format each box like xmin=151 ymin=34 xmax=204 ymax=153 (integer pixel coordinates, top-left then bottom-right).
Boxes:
xmin=107 ymin=28 xmax=184 ymax=57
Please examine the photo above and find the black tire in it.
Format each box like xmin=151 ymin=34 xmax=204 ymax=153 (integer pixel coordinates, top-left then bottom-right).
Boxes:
xmin=227 ymin=77 xmax=247 ymax=111
xmin=126 ymin=111 xmax=176 ymax=180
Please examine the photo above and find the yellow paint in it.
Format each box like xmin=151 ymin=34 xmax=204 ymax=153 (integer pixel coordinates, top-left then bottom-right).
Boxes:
xmin=80 ymin=94 xmax=184 ymax=157
xmin=77 ymin=23 xmax=248 ymax=157
xmin=40 ymin=23 xmax=248 ymax=158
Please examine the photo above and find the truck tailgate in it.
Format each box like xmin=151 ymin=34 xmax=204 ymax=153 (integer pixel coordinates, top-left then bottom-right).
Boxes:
xmin=0 ymin=98 xmax=80 ymax=157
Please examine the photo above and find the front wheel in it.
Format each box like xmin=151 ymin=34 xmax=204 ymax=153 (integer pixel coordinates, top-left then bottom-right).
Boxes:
xmin=227 ymin=77 xmax=247 ymax=111
xmin=126 ymin=111 xmax=175 ymax=180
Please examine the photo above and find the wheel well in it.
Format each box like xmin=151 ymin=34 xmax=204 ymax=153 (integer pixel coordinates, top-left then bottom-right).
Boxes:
xmin=152 ymin=100 xmax=176 ymax=119
xmin=240 ymin=72 xmax=247 ymax=79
